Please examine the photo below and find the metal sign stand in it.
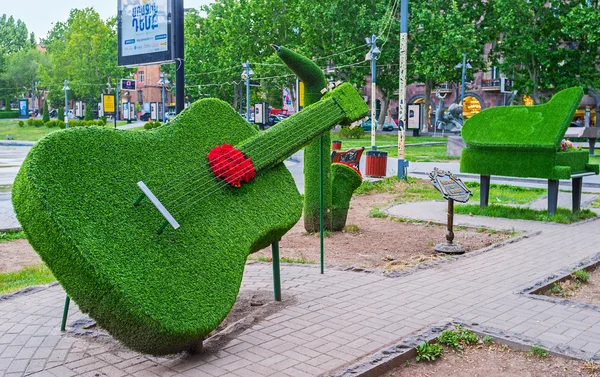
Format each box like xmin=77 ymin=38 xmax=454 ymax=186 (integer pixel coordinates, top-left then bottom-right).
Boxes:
xmin=429 ymin=168 xmax=472 ymax=254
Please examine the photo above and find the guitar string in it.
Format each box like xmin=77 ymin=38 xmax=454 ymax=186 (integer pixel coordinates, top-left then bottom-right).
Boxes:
xmin=153 ymin=98 xmax=335 ymax=200
xmin=165 ymin=109 xmax=340 ymax=215
xmin=168 ymin=109 xmax=342 ymax=217
xmin=158 ymin=103 xmax=338 ymax=207
xmin=164 ymin=105 xmax=340 ymax=210
xmin=157 ymin=103 xmax=334 ymax=206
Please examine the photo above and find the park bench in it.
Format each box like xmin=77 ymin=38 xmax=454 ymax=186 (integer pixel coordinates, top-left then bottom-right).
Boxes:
xmin=459 ymin=87 xmax=599 ymax=216
xmin=331 ymin=147 xmax=364 ymax=169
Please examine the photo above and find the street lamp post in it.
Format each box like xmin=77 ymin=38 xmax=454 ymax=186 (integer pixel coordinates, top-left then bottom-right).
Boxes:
xmin=241 ymin=61 xmax=253 ymax=122
xmin=63 ymin=80 xmax=70 ymax=129
xmin=158 ymin=72 xmax=170 ymax=123
xmin=366 ymin=34 xmax=380 ymax=150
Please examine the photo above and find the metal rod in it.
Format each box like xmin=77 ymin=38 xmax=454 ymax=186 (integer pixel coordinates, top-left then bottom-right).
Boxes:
xmin=397 ymin=0 xmax=409 ymax=179
xmin=175 ymin=0 xmax=185 ymax=114
xmin=370 ymin=34 xmax=378 ymax=150
xmin=157 ymin=221 xmax=169 ymax=235
xmin=446 ymin=199 xmax=454 ymax=245
xmin=61 ymin=296 xmax=70 ymax=331
xmin=134 ymin=193 xmax=146 ymax=207
xmin=272 ymin=241 xmax=281 ymax=301
xmin=320 ymin=136 xmax=324 ymax=274
xmin=64 ymin=80 xmax=69 ymax=129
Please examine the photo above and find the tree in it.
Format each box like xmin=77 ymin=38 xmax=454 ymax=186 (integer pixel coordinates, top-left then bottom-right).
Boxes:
xmin=2 ymin=48 xmax=49 ymax=107
xmin=42 ymin=102 xmax=50 ymax=123
xmin=489 ymin=0 xmax=600 ymax=103
xmin=0 ymin=14 xmax=30 ymax=54
xmin=57 ymin=106 xmax=64 ymax=122
xmin=407 ymin=0 xmax=490 ymax=131
xmin=41 ymin=9 xmax=134 ymax=107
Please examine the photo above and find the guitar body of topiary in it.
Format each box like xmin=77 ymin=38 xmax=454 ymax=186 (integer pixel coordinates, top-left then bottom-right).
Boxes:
xmin=13 ymin=99 xmax=303 ymax=355
xmin=13 ymin=82 xmax=369 ymax=355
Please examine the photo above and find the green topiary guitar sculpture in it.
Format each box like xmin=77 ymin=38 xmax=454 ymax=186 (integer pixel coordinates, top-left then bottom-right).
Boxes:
xmin=13 ymin=83 xmax=368 ymax=355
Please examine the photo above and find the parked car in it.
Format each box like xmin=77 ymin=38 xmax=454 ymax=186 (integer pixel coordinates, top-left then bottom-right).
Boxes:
xmin=165 ymin=111 xmax=176 ymax=122
xmin=361 ymin=118 xmax=396 ymax=132
xmin=265 ymin=115 xmax=286 ymax=128
xmin=139 ymin=112 xmax=151 ymax=121
xmin=28 ymin=109 xmax=39 ymax=117
xmin=49 ymin=109 xmax=57 ymax=118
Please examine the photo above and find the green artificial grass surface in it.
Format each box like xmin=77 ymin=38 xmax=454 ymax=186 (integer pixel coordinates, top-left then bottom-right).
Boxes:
xmin=455 ymin=204 xmax=596 ymax=224
xmin=13 ymin=99 xmax=305 ymax=355
xmin=0 ymin=264 xmax=55 ymax=295
xmin=331 ymin=163 xmax=363 ymax=230
xmin=461 ymin=87 xmax=583 ymax=151
xmin=13 ymin=82 xmax=368 ymax=355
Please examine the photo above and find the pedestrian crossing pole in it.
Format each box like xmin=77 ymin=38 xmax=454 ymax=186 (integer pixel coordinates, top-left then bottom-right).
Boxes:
xmin=397 ymin=0 xmax=409 ymax=180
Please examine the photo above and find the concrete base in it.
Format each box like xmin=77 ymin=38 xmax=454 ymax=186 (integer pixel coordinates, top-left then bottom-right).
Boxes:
xmin=434 ymin=243 xmax=466 ymax=254
xmin=446 ymin=136 xmax=465 ymax=157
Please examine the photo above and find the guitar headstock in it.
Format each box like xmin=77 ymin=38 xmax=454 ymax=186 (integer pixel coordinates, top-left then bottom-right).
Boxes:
xmin=323 ymin=83 xmax=369 ymax=126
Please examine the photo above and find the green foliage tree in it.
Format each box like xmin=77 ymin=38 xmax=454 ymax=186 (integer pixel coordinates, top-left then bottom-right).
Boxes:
xmin=57 ymin=106 xmax=64 ymax=122
xmin=0 ymin=14 xmax=30 ymax=54
xmin=489 ymin=0 xmax=600 ymax=103
xmin=2 ymin=48 xmax=49 ymax=106
xmin=407 ymin=0 xmax=490 ymax=130
xmin=42 ymin=102 xmax=50 ymax=123
xmin=41 ymin=9 xmax=134 ymax=108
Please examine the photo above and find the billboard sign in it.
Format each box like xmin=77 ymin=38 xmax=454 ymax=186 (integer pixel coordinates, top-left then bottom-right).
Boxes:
xmin=121 ymin=79 xmax=136 ymax=91
xmin=103 ymin=95 xmax=115 ymax=114
xmin=407 ymin=104 xmax=421 ymax=130
xmin=118 ymin=0 xmax=174 ymax=67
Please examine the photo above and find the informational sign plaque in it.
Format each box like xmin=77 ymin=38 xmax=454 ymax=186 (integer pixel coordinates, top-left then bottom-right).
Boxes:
xmin=118 ymin=0 xmax=174 ymax=67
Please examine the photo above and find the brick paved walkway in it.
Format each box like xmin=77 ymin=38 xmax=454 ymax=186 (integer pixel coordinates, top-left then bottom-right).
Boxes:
xmin=2 ymin=216 xmax=600 ymax=376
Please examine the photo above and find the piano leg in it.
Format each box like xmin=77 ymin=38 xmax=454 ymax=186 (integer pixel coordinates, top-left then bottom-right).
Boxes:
xmin=548 ymin=180 xmax=559 ymax=216
xmin=572 ymin=177 xmax=582 ymax=212
xmin=480 ymin=175 xmax=490 ymax=208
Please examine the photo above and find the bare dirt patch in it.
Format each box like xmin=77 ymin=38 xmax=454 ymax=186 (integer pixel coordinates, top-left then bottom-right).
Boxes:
xmin=0 ymin=238 xmax=41 ymax=273
xmin=383 ymin=343 xmax=599 ymax=377
xmin=254 ymin=192 xmax=511 ymax=270
xmin=1 ymin=192 xmax=510 ymax=274
xmin=544 ymin=265 xmax=600 ymax=307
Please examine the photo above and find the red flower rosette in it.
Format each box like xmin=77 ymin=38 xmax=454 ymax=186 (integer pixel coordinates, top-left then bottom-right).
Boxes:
xmin=207 ymin=144 xmax=256 ymax=187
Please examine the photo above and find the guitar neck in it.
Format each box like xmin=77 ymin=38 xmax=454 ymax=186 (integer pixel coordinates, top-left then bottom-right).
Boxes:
xmin=236 ymin=83 xmax=368 ymax=172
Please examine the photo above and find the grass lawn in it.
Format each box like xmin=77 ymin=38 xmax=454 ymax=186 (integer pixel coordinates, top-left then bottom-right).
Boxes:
xmin=0 ymin=231 xmax=26 ymax=243
xmin=0 ymin=120 xmax=130 ymax=141
xmin=330 ymin=132 xmax=452 ymax=160
xmin=455 ymin=204 xmax=597 ymax=224
xmin=0 ymin=264 xmax=55 ymax=295
xmin=355 ymin=176 xmax=547 ymax=205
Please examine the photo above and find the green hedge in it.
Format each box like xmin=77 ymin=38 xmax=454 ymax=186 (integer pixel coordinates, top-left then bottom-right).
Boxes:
xmin=331 ymin=163 xmax=363 ymax=231
xmin=13 ymin=98 xmax=303 ymax=355
xmin=0 ymin=110 xmax=19 ymax=119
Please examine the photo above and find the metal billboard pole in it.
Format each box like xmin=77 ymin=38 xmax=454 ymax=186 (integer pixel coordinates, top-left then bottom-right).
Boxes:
xmin=397 ymin=0 xmax=409 ymax=180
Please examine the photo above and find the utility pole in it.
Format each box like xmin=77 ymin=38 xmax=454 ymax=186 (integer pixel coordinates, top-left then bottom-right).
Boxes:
xmin=159 ymin=72 xmax=169 ymax=123
xmin=241 ymin=61 xmax=253 ymax=122
xmin=63 ymin=80 xmax=70 ymax=128
xmin=397 ymin=0 xmax=409 ymax=180
xmin=366 ymin=35 xmax=380 ymax=150
xmin=32 ymin=79 xmax=35 ymax=114
xmin=115 ymin=84 xmax=119 ymax=129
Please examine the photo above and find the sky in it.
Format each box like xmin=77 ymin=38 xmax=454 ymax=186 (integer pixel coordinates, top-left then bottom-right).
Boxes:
xmin=3 ymin=0 xmax=214 ymax=42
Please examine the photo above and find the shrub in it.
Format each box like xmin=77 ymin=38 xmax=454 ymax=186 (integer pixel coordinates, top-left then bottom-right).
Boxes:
xmin=99 ymin=115 xmax=107 ymax=124
xmin=57 ymin=107 xmax=64 ymax=122
xmin=84 ymin=105 xmax=94 ymax=121
xmin=58 ymin=121 xmax=66 ymax=129
xmin=143 ymin=122 xmax=153 ymax=130
xmin=46 ymin=120 xmax=57 ymax=128
xmin=69 ymin=120 xmax=81 ymax=127
xmin=33 ymin=119 xmax=44 ymax=127
xmin=27 ymin=118 xmax=33 ymax=126
xmin=339 ymin=127 xmax=352 ymax=139
xmin=42 ymin=102 xmax=50 ymax=124
xmin=97 ymin=119 xmax=106 ymax=127
xmin=18 ymin=121 xmax=24 ymax=128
